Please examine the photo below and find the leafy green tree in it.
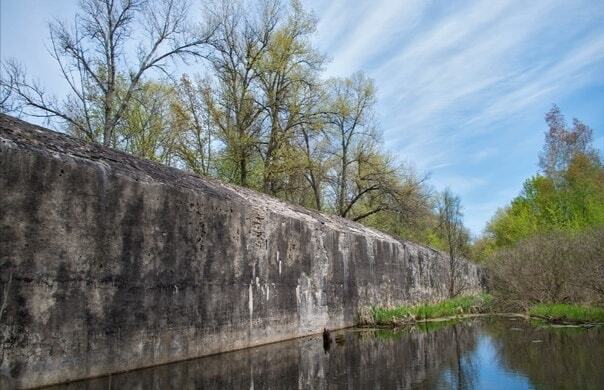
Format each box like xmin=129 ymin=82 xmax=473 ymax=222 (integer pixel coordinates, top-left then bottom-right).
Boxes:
xmin=119 ymin=81 xmax=182 ymax=164
xmin=323 ymin=72 xmax=379 ymax=218
xmin=484 ymin=106 xmax=603 ymax=249
xmin=202 ymin=0 xmax=282 ymax=187
xmin=295 ymin=115 xmax=331 ymax=211
xmin=255 ymin=0 xmax=324 ymax=195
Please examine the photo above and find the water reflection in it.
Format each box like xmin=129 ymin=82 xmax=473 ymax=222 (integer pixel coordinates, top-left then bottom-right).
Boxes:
xmin=47 ymin=318 xmax=604 ymax=390
xmin=484 ymin=318 xmax=604 ymax=389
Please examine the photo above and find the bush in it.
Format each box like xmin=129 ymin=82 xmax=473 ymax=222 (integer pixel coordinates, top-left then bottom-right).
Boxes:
xmin=487 ymin=228 xmax=604 ymax=309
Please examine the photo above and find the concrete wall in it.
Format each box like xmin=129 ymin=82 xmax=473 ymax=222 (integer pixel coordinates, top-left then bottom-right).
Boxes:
xmin=0 ymin=115 xmax=484 ymax=388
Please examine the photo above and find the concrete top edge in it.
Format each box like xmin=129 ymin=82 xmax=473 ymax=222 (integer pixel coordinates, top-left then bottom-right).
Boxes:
xmin=0 ymin=114 xmax=437 ymax=249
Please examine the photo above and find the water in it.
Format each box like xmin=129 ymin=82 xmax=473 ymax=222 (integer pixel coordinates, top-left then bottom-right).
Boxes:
xmin=49 ymin=317 xmax=604 ymax=389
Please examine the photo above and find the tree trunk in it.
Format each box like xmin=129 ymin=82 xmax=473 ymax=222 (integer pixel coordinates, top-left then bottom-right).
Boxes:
xmin=338 ymin=139 xmax=347 ymax=216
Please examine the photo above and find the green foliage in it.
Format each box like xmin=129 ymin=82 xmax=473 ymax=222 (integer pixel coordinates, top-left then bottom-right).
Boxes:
xmin=371 ymin=294 xmax=494 ymax=326
xmin=529 ymin=304 xmax=604 ymax=324
xmin=470 ymin=235 xmax=497 ymax=263
xmin=480 ymin=106 xmax=604 ymax=311
xmin=486 ymin=110 xmax=603 ymax=249
xmin=119 ymin=81 xmax=183 ymax=164
xmin=487 ymin=155 xmax=604 ymax=247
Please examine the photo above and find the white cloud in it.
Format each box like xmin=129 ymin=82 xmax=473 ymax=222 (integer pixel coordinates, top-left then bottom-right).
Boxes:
xmin=304 ymin=0 xmax=604 ymax=233
xmin=326 ymin=0 xmax=427 ymax=76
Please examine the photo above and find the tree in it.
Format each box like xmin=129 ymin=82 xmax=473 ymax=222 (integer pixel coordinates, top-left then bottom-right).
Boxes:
xmin=437 ymin=189 xmax=470 ymax=298
xmin=3 ymin=0 xmax=445 ymax=250
xmin=486 ymin=106 xmax=603 ymax=248
xmin=173 ymin=74 xmax=214 ymax=176
xmin=203 ymin=0 xmax=278 ymax=186
xmin=320 ymin=73 xmax=424 ymax=221
xmin=0 ymin=61 xmax=19 ymax=114
xmin=296 ymin=117 xmax=330 ymax=210
xmin=4 ymin=0 xmax=215 ymax=146
xmin=119 ymin=80 xmax=182 ymax=164
xmin=255 ymin=0 xmax=324 ymax=195
xmin=539 ymin=104 xmax=597 ymax=180
xmin=324 ymin=72 xmax=378 ymax=217
xmin=488 ymin=229 xmax=604 ymax=307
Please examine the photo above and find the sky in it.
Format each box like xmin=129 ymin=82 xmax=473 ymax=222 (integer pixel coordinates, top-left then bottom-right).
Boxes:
xmin=2 ymin=0 xmax=604 ymax=235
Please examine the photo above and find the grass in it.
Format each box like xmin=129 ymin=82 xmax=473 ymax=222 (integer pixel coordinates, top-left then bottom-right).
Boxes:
xmin=365 ymin=295 xmax=604 ymax=327
xmin=529 ymin=303 xmax=604 ymax=324
xmin=370 ymin=294 xmax=494 ymax=326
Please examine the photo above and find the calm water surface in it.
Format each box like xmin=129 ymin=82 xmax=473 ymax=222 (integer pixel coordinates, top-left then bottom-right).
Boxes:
xmin=49 ymin=317 xmax=604 ymax=389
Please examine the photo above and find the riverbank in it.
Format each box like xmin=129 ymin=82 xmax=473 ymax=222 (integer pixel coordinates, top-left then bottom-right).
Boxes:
xmin=362 ymin=294 xmax=494 ymax=327
xmin=362 ymin=295 xmax=604 ymax=327
xmin=528 ymin=303 xmax=604 ymax=325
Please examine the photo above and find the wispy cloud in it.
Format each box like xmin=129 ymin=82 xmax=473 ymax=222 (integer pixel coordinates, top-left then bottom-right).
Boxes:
xmin=325 ymin=0 xmax=426 ymax=76
xmin=304 ymin=0 xmax=604 ymax=233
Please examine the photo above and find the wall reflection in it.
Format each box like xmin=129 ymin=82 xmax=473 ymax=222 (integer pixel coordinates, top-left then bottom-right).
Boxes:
xmin=46 ymin=318 xmax=604 ymax=390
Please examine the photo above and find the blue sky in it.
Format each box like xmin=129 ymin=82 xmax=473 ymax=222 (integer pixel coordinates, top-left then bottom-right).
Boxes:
xmin=2 ymin=0 xmax=604 ymax=235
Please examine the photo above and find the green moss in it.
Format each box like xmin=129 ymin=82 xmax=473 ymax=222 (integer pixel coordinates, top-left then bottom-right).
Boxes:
xmin=529 ymin=304 xmax=604 ymax=324
xmin=371 ymin=294 xmax=494 ymax=326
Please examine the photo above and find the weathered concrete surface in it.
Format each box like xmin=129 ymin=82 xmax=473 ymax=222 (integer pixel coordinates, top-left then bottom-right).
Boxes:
xmin=0 ymin=114 xmax=484 ymax=388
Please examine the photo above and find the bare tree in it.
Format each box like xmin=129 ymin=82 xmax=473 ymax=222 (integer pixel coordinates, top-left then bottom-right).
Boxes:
xmin=173 ymin=74 xmax=214 ymax=176
xmin=4 ymin=0 xmax=215 ymax=146
xmin=437 ymin=189 xmax=470 ymax=298
xmin=0 ymin=61 xmax=19 ymax=114
xmin=488 ymin=229 xmax=604 ymax=308
xmin=324 ymin=72 xmax=378 ymax=217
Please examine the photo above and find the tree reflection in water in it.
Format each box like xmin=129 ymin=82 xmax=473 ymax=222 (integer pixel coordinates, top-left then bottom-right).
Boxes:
xmin=45 ymin=318 xmax=603 ymax=390
xmin=484 ymin=317 xmax=604 ymax=390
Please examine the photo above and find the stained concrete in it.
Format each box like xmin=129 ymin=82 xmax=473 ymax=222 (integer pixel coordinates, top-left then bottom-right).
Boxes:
xmin=0 ymin=114 xmax=484 ymax=388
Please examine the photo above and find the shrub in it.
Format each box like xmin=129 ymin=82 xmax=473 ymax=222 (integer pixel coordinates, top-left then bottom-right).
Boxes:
xmin=487 ymin=228 xmax=604 ymax=309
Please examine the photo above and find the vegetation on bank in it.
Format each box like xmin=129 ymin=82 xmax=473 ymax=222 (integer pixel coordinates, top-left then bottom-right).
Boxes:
xmin=475 ymin=105 xmax=604 ymax=255
xmin=488 ymin=229 xmax=604 ymax=310
xmin=365 ymin=294 xmax=494 ymax=327
xmin=364 ymin=296 xmax=604 ymax=327
xmin=473 ymin=106 xmax=604 ymax=313
xmin=529 ymin=304 xmax=604 ymax=324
